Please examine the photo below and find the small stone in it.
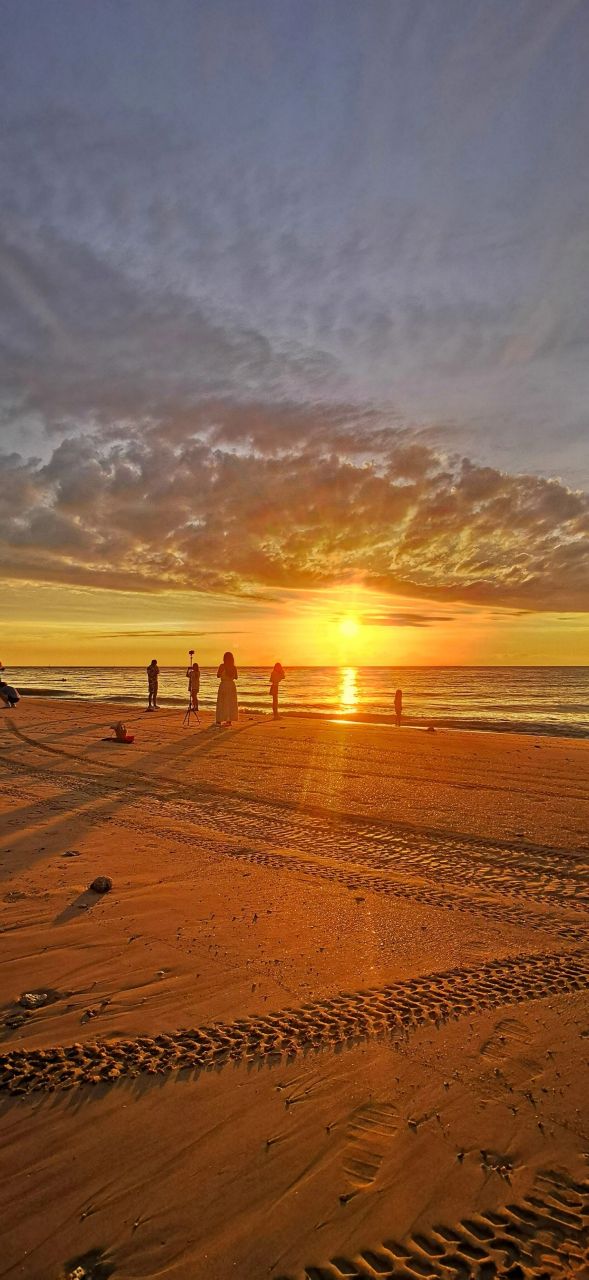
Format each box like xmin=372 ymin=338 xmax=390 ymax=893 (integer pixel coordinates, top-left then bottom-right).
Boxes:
xmin=5 ymin=1012 xmax=30 ymax=1028
xmin=62 ymin=850 xmax=81 ymax=858
xmin=89 ymin=876 xmax=112 ymax=894
xmin=19 ymin=991 xmax=48 ymax=1010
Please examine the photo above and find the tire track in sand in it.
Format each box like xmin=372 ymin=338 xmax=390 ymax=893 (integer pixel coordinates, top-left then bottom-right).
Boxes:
xmin=273 ymin=1170 xmax=589 ymax=1279
xmin=1 ymin=950 xmax=586 ymax=1096
xmin=3 ymin=721 xmax=588 ymax=914
xmin=5 ymin=750 xmax=586 ymax=940
xmin=204 ymin=842 xmax=587 ymax=943
xmin=1 ymin=764 xmax=586 ymax=940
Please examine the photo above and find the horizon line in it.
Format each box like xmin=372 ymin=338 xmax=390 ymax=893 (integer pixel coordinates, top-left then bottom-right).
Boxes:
xmin=5 ymin=663 xmax=588 ymax=671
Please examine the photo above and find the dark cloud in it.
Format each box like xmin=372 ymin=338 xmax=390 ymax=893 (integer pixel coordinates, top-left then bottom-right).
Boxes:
xmin=99 ymin=630 xmax=247 ymax=639
xmin=361 ymin=613 xmax=456 ymax=628
xmin=0 ymin=408 xmax=586 ymax=611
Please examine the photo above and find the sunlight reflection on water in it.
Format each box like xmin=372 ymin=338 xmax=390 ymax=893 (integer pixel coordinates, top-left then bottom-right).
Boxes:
xmin=339 ymin=666 xmax=358 ymax=712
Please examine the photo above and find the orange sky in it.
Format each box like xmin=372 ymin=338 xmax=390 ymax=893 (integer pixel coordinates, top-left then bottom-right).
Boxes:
xmin=4 ymin=583 xmax=587 ymax=667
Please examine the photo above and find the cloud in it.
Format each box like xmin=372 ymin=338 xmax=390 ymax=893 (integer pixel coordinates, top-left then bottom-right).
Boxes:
xmin=0 ymin=224 xmax=343 ymax=435
xmin=361 ymin=612 xmax=455 ymax=628
xmin=0 ymin=42 xmax=588 ymax=614
xmin=2 ymin=90 xmax=589 ymax=484
xmin=0 ymin=407 xmax=586 ymax=611
xmin=99 ymin=630 xmax=247 ymax=639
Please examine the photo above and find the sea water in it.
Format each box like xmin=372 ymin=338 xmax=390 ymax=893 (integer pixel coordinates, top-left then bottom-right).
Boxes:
xmin=6 ymin=666 xmax=588 ymax=739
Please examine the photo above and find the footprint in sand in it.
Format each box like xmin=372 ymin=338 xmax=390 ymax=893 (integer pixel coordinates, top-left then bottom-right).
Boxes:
xmin=343 ymin=1101 xmax=398 ymax=1191
xmin=480 ymin=1015 xmax=530 ymax=1062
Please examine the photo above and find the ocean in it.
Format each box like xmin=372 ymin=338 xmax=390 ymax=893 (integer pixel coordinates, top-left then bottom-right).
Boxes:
xmin=5 ymin=665 xmax=588 ymax=739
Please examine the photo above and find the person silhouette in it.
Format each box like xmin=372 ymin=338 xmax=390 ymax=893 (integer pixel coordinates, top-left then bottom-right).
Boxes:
xmin=146 ymin=659 xmax=160 ymax=710
xmin=186 ymin=661 xmax=200 ymax=711
xmin=215 ymin=652 xmax=238 ymax=726
xmin=269 ymin=662 xmax=285 ymax=719
xmin=394 ymin=687 xmax=403 ymax=727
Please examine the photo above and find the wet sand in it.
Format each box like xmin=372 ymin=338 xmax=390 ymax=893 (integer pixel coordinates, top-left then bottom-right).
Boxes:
xmin=1 ymin=699 xmax=588 ymax=1279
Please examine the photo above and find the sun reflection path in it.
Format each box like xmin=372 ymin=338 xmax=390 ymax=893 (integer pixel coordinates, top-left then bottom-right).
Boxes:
xmin=339 ymin=666 xmax=358 ymax=712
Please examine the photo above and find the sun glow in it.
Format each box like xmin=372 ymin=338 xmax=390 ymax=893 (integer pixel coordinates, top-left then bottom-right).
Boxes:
xmin=339 ymin=615 xmax=360 ymax=640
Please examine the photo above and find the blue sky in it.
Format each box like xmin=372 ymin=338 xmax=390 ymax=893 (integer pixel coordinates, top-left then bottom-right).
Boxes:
xmin=0 ymin=0 xmax=588 ymax=655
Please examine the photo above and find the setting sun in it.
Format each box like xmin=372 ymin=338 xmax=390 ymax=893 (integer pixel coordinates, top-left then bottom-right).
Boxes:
xmin=339 ymin=616 xmax=360 ymax=640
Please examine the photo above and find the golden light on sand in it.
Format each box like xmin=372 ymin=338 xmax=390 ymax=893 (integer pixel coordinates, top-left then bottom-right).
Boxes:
xmin=339 ymin=665 xmax=358 ymax=711
xmin=339 ymin=615 xmax=360 ymax=640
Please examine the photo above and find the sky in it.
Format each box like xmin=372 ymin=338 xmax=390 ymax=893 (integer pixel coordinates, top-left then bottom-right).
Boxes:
xmin=0 ymin=0 xmax=588 ymax=665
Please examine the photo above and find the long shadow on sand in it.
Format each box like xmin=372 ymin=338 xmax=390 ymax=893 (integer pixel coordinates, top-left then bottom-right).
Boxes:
xmin=53 ymin=888 xmax=110 ymax=926
xmin=0 ymin=716 xmax=262 ymax=882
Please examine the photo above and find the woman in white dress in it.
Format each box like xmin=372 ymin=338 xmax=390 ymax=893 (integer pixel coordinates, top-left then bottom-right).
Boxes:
xmin=215 ymin=651 xmax=238 ymax=726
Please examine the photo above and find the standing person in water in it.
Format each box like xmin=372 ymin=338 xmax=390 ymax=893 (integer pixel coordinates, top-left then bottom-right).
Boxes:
xmin=146 ymin=658 xmax=160 ymax=710
xmin=394 ymin=687 xmax=403 ymax=727
xmin=186 ymin=660 xmax=200 ymax=712
xmin=216 ymin=651 xmax=238 ymax=726
xmin=269 ymin=662 xmax=285 ymax=719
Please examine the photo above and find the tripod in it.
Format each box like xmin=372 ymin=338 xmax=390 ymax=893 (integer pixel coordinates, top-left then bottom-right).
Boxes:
xmin=182 ymin=650 xmax=200 ymax=726
xmin=182 ymin=694 xmax=200 ymax=727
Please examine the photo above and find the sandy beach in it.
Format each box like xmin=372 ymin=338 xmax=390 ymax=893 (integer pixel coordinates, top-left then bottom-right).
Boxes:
xmin=1 ymin=699 xmax=588 ymax=1280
